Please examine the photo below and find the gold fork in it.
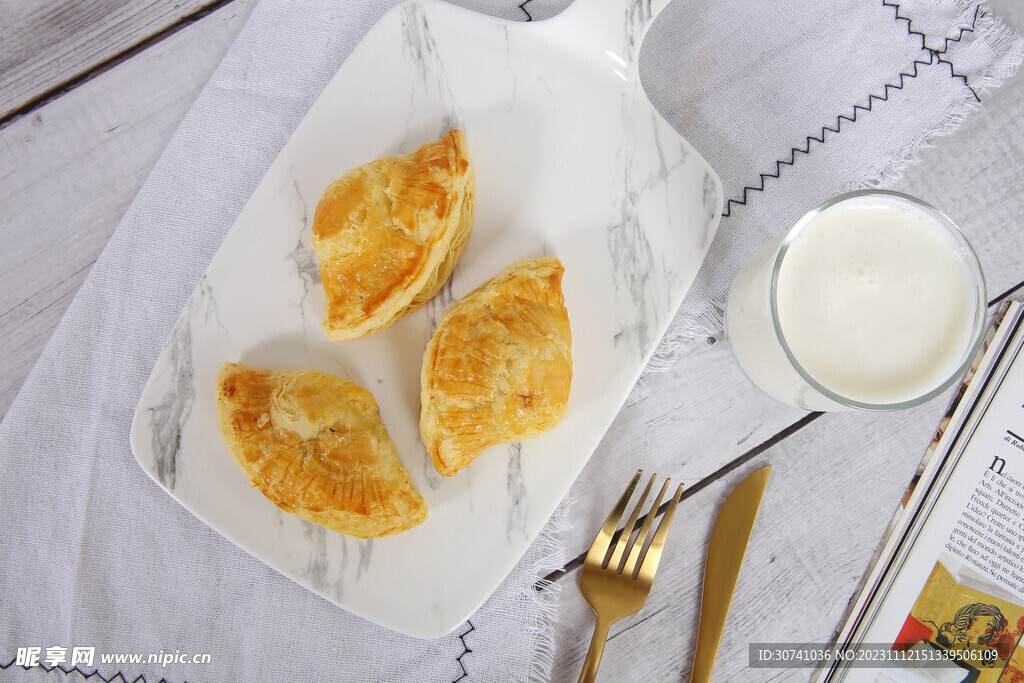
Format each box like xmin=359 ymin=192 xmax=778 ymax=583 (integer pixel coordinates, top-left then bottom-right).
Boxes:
xmin=577 ymin=470 xmax=684 ymax=683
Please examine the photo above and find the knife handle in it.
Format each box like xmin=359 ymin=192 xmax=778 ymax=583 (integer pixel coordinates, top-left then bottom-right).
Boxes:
xmin=689 ymin=644 xmax=715 ymax=683
xmin=688 ymin=465 xmax=771 ymax=683
xmin=578 ymin=613 xmax=612 ymax=683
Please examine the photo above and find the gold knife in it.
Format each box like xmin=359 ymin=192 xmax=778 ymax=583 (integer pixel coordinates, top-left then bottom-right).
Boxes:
xmin=688 ymin=465 xmax=771 ymax=683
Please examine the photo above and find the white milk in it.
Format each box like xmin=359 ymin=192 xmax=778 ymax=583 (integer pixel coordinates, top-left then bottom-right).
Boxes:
xmin=726 ymin=192 xmax=985 ymax=411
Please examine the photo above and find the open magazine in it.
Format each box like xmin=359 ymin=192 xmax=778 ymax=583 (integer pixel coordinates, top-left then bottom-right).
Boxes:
xmin=816 ymin=299 xmax=1024 ymax=683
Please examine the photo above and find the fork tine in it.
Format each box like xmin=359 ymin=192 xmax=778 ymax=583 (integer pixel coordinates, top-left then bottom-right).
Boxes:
xmin=585 ymin=469 xmax=642 ymax=562
xmin=621 ymin=477 xmax=670 ymax=576
xmin=577 ymin=474 xmax=685 ymax=683
xmin=635 ymin=483 xmax=685 ymax=583
xmin=606 ymin=473 xmax=656 ymax=571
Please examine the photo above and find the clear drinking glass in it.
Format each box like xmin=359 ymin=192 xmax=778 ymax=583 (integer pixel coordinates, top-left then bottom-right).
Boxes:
xmin=725 ymin=190 xmax=987 ymax=411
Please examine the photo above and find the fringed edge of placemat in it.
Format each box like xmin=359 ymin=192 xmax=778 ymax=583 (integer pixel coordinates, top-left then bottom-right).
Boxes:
xmin=645 ymin=1 xmax=1023 ymax=378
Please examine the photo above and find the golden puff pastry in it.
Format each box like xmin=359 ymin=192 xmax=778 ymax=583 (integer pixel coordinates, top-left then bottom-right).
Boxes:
xmin=215 ymin=362 xmax=426 ymax=538
xmin=420 ymin=257 xmax=572 ymax=476
xmin=312 ymin=129 xmax=474 ymax=340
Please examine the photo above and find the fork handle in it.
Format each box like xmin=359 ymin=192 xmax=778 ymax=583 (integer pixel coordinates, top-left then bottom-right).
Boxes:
xmin=578 ymin=613 xmax=613 ymax=683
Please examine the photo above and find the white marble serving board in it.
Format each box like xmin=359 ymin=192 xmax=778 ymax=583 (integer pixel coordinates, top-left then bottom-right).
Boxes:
xmin=130 ymin=0 xmax=721 ymax=638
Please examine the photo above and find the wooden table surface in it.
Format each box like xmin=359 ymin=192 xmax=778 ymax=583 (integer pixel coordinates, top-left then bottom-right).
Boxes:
xmin=2 ymin=1 xmax=1023 ymax=681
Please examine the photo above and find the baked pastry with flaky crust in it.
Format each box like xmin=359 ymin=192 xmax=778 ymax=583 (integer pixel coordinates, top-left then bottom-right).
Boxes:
xmin=215 ymin=362 xmax=426 ymax=538
xmin=312 ymin=129 xmax=474 ymax=340
xmin=420 ymin=257 xmax=572 ymax=476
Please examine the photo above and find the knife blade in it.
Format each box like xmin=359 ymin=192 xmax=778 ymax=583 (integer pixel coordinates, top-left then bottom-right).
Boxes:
xmin=688 ymin=465 xmax=771 ymax=683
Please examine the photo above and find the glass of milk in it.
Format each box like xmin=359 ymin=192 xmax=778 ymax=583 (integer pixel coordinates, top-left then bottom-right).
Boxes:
xmin=725 ymin=190 xmax=987 ymax=411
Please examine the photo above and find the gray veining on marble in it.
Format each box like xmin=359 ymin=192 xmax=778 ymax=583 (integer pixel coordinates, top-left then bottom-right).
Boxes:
xmin=401 ymin=3 xmax=464 ymax=142
xmin=505 ymin=441 xmax=528 ymax=543
xmin=131 ymin=0 xmax=722 ymax=638
xmin=147 ymin=279 xmax=210 ymax=490
xmin=298 ymin=522 xmax=335 ymax=597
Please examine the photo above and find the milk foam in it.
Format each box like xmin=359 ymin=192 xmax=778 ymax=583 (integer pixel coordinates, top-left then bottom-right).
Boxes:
xmin=774 ymin=196 xmax=976 ymax=405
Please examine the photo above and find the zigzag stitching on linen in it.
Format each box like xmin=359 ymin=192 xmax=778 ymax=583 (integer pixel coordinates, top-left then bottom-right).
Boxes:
xmin=451 ymin=620 xmax=476 ymax=683
xmin=882 ymin=0 xmax=979 ymax=99
xmin=935 ymin=6 xmax=980 ymax=53
xmin=0 ymin=658 xmax=162 ymax=683
xmin=722 ymin=54 xmax=932 ymax=217
xmin=722 ymin=0 xmax=980 ymax=218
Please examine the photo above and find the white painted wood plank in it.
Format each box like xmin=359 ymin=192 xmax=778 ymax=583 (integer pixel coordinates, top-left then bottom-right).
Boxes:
xmin=549 ymin=0 xmax=1024 ymax=563
xmin=0 ymin=0 xmax=258 ymax=417
xmin=545 ymin=101 xmax=1024 ymax=682
xmin=0 ymin=0 xmax=217 ymax=119
xmin=547 ymin=1 xmax=1024 ymax=659
xmin=555 ymin=334 xmax=812 ymax=554
xmin=0 ymin=0 xmax=1020 ymax=676
xmin=549 ymin=400 xmax=958 ymax=682
xmin=892 ymin=84 xmax=1024 ymax=302
xmin=546 ymin=3 xmax=1024 ymax=666
xmin=2 ymin=0 xmax=1021 ymax=426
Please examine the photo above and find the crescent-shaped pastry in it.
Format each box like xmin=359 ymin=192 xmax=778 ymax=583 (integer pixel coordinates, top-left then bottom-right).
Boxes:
xmin=312 ymin=129 xmax=474 ymax=340
xmin=215 ymin=362 xmax=427 ymax=538
xmin=420 ymin=257 xmax=572 ymax=476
